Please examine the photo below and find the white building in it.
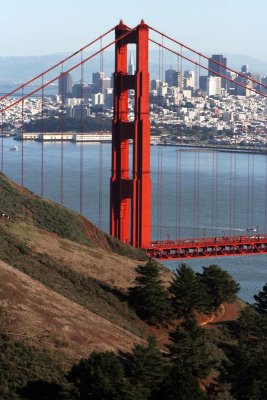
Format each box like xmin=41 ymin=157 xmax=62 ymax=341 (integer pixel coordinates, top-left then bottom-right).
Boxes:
xmin=207 ymin=76 xmax=221 ymax=96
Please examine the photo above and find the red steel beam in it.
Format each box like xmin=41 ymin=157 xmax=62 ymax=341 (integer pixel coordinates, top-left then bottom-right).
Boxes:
xmin=147 ymin=235 xmax=267 ymax=259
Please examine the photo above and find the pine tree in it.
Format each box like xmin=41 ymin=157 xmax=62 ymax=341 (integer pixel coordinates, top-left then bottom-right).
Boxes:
xmin=169 ymin=264 xmax=208 ymax=319
xmin=128 ymin=259 xmax=173 ymax=326
xmin=221 ymin=337 xmax=267 ymax=400
xmin=197 ymin=265 xmax=240 ymax=310
xmin=68 ymin=351 xmax=140 ymax=400
xmin=168 ymin=318 xmax=211 ymax=379
xmin=152 ymin=364 xmax=207 ymax=400
xmin=254 ymin=282 xmax=267 ymax=316
xmin=128 ymin=336 xmax=168 ymax=396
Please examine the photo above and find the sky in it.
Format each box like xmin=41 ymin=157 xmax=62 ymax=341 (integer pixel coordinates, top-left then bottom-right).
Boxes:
xmin=1 ymin=0 xmax=267 ymax=61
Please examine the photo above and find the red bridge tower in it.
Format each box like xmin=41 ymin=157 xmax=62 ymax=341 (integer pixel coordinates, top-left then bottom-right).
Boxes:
xmin=110 ymin=20 xmax=151 ymax=248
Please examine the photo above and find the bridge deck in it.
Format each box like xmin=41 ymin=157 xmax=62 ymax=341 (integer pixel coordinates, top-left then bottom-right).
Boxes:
xmin=147 ymin=235 xmax=267 ymax=259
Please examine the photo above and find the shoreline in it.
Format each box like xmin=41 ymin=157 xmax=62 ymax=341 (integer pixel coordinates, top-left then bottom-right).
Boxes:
xmin=158 ymin=142 xmax=267 ymax=155
xmin=3 ymin=135 xmax=267 ymax=155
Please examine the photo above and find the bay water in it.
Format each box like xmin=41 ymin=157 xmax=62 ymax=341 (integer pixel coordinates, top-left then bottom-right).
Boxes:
xmin=1 ymin=136 xmax=267 ymax=303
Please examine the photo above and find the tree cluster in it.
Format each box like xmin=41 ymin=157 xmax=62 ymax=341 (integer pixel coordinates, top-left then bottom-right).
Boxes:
xmin=17 ymin=330 xmax=209 ymax=400
xmin=1 ymin=260 xmax=267 ymax=399
xmin=129 ymin=260 xmax=240 ymax=325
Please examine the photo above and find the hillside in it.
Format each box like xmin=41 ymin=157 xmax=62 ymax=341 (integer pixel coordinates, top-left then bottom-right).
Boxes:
xmin=1 ymin=173 xmax=264 ymax=400
xmin=0 ymin=172 xmax=153 ymax=364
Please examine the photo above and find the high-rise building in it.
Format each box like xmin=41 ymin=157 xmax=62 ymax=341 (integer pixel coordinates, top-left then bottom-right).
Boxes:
xmin=165 ymin=67 xmax=178 ymax=87
xmin=199 ymin=76 xmax=208 ymax=91
xmin=100 ymin=77 xmax=111 ymax=93
xmin=261 ymin=76 xmax=267 ymax=94
xmin=58 ymin=72 xmax=73 ymax=98
xmin=235 ymin=75 xmax=252 ymax=96
xmin=128 ymin=52 xmax=135 ymax=75
xmin=251 ymin=72 xmax=261 ymax=90
xmin=150 ymin=79 xmax=161 ymax=91
xmin=184 ymin=70 xmax=195 ymax=89
xmin=92 ymin=72 xmax=106 ymax=93
xmin=241 ymin=65 xmax=249 ymax=73
xmin=208 ymin=54 xmax=227 ymax=89
xmin=72 ymin=83 xmax=94 ymax=100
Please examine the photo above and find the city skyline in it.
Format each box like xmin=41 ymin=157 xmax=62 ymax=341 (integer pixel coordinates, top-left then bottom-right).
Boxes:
xmin=1 ymin=0 xmax=267 ymax=62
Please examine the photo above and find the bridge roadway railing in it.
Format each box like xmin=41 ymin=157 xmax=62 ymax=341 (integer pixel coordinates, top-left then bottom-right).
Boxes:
xmin=146 ymin=235 xmax=267 ymax=259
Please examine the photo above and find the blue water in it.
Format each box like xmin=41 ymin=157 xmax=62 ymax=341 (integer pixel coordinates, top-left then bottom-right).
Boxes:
xmin=1 ymin=137 xmax=267 ymax=303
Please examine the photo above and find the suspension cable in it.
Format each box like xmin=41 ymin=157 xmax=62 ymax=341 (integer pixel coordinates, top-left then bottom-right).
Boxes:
xmin=0 ymin=26 xmax=116 ymax=102
xmin=148 ymin=38 xmax=267 ymax=99
xmin=0 ymin=26 xmax=139 ymax=114
xmin=148 ymin=25 xmax=267 ymax=91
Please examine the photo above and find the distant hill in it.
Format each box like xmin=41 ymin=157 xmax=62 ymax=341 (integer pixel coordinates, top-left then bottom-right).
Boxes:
xmin=0 ymin=50 xmax=266 ymax=89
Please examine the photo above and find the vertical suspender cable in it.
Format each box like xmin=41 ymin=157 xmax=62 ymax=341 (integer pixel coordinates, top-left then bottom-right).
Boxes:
xmin=247 ymin=154 xmax=250 ymax=229
xmin=175 ymin=150 xmax=178 ymax=239
xmin=251 ymin=154 xmax=255 ymax=229
xmin=41 ymin=74 xmax=44 ymax=197
xmin=157 ymin=146 xmax=163 ymax=241
xmin=158 ymin=44 xmax=161 ymax=82
xmin=215 ymin=148 xmax=218 ymax=237
xmin=195 ymin=147 xmax=197 ymax=238
xmin=100 ymin=37 xmax=104 ymax=72
xmin=197 ymin=143 xmax=200 ymax=237
xmin=212 ymin=141 xmax=218 ymax=237
xmin=99 ymin=137 xmax=103 ymax=229
xmin=1 ymin=113 xmax=3 ymax=172
xmin=197 ymin=55 xmax=201 ymax=90
xmin=60 ymin=64 xmax=64 ymax=206
xmin=98 ymin=40 xmax=103 ymax=229
xmin=21 ymin=87 xmax=24 ymax=187
xmin=175 ymin=149 xmax=182 ymax=239
xmin=211 ymin=140 xmax=215 ymax=237
xmin=160 ymin=147 xmax=163 ymax=240
xmin=157 ymin=146 xmax=160 ymax=240
xmin=161 ymin=35 xmax=164 ymax=85
xmin=194 ymin=137 xmax=200 ymax=238
xmin=265 ymin=154 xmax=267 ymax=234
xmin=229 ymin=152 xmax=233 ymax=235
xmin=233 ymin=151 xmax=237 ymax=234
xmin=178 ymin=148 xmax=182 ymax=239
xmin=80 ymin=52 xmax=84 ymax=215
xmin=179 ymin=45 xmax=183 ymax=93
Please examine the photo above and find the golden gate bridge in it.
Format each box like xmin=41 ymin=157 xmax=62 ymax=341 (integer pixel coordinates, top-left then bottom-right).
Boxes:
xmin=1 ymin=20 xmax=267 ymax=259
